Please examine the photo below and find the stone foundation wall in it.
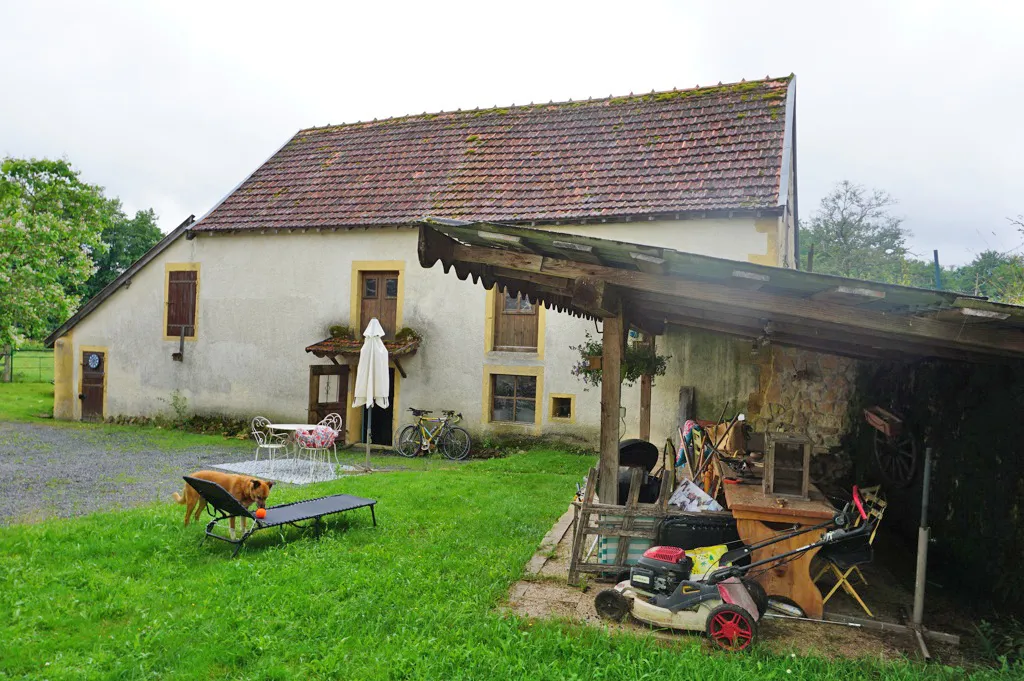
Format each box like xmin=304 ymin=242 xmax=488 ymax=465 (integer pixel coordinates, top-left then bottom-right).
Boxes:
xmin=746 ymin=345 xmax=859 ymax=449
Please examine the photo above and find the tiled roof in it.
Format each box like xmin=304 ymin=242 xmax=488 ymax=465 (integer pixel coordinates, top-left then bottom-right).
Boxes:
xmin=194 ymin=77 xmax=793 ymax=232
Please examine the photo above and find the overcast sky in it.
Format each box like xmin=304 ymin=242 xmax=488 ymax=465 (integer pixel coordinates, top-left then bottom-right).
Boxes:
xmin=2 ymin=1 xmax=1022 ymax=265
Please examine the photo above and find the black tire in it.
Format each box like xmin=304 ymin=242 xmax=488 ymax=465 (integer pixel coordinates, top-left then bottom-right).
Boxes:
xmin=706 ymin=603 xmax=758 ymax=652
xmin=741 ymin=578 xmax=769 ymax=618
xmin=594 ymin=589 xmax=630 ymax=622
xmin=439 ymin=426 xmax=471 ymax=461
xmin=394 ymin=425 xmax=421 ymax=458
xmin=766 ymin=595 xmax=806 ymax=618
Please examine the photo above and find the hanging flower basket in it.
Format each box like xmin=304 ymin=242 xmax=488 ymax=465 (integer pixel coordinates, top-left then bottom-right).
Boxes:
xmin=570 ymin=332 xmax=670 ymax=390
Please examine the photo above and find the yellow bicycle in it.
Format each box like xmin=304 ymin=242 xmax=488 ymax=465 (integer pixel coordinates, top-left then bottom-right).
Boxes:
xmin=394 ymin=408 xmax=472 ymax=460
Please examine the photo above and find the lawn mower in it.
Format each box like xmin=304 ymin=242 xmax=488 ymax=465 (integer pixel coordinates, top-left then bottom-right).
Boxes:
xmin=594 ymin=486 xmax=872 ymax=651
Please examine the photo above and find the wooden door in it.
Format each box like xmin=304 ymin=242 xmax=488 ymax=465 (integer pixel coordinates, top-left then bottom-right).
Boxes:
xmin=360 ymin=271 xmax=399 ymax=339
xmin=360 ymin=368 xmax=395 ymax=446
xmin=308 ymin=364 xmax=349 ymax=429
xmin=494 ymin=289 xmax=538 ymax=351
xmin=80 ymin=351 xmax=105 ymax=421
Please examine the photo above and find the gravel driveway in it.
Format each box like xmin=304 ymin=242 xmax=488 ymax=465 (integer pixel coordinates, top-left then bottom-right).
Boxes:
xmin=0 ymin=421 xmax=254 ymax=526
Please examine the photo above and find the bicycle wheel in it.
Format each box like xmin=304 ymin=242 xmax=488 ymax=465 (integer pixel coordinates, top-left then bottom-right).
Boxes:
xmin=439 ymin=426 xmax=472 ymax=461
xmin=394 ymin=425 xmax=421 ymax=458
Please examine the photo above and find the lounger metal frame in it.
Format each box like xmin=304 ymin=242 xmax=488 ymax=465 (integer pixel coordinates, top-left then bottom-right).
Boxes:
xmin=183 ymin=476 xmax=377 ymax=557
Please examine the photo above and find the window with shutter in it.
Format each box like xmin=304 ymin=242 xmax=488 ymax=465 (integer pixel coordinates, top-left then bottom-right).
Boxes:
xmin=493 ymin=289 xmax=538 ymax=351
xmin=164 ymin=266 xmax=199 ymax=339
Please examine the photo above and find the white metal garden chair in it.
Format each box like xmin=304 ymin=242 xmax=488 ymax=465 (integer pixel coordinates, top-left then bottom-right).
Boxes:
xmin=251 ymin=416 xmax=287 ymax=477
xmin=295 ymin=413 xmax=343 ymax=482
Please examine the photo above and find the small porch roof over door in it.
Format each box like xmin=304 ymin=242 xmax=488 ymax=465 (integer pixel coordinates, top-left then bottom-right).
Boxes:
xmin=304 ymin=336 xmax=420 ymax=378
xmin=417 ymin=218 xmax=1024 ymax=363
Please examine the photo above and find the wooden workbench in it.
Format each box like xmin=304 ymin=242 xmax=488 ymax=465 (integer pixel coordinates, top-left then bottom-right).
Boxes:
xmin=717 ymin=459 xmax=835 ymax=618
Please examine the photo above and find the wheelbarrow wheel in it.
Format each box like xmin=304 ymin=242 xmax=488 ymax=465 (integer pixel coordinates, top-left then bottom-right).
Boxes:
xmin=706 ymin=604 xmax=758 ymax=651
xmin=741 ymin=578 xmax=769 ymax=618
xmin=594 ymin=589 xmax=630 ymax=622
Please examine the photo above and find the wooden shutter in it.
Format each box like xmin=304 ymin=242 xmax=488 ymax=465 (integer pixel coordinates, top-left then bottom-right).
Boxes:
xmin=167 ymin=270 xmax=197 ymax=337
xmin=494 ymin=289 xmax=538 ymax=351
xmin=360 ymin=271 xmax=398 ymax=339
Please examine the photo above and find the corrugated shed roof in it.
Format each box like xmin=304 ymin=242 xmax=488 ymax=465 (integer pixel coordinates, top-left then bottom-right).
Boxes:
xmin=193 ymin=77 xmax=793 ymax=232
xmin=420 ymin=219 xmax=1024 ymax=362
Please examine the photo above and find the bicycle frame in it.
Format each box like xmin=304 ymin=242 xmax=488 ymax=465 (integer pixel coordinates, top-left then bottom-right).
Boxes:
xmin=397 ymin=410 xmax=467 ymax=459
xmin=415 ymin=416 xmax=450 ymax=451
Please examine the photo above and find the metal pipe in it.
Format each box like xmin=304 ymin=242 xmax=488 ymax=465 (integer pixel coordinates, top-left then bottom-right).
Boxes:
xmin=914 ymin=627 xmax=933 ymax=662
xmin=913 ymin=446 xmax=933 ymax=626
xmin=764 ymin=613 xmax=863 ymax=628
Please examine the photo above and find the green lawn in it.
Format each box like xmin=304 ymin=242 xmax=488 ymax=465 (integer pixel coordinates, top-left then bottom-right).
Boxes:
xmin=0 ymin=382 xmax=254 ymax=452
xmin=10 ymin=349 xmax=54 ymax=383
xmin=0 ymin=381 xmax=55 ymax=421
xmin=0 ymin=449 xmax=1011 ymax=680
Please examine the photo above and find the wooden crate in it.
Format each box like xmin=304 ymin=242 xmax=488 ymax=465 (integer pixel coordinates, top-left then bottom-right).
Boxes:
xmin=863 ymin=406 xmax=903 ymax=438
xmin=763 ymin=433 xmax=812 ymax=500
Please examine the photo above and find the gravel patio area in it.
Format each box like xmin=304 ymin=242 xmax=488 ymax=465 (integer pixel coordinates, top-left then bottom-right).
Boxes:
xmin=0 ymin=421 xmax=253 ymax=526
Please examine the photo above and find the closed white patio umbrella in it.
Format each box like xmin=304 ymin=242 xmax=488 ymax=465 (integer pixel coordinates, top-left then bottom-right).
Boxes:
xmin=352 ymin=318 xmax=390 ymax=469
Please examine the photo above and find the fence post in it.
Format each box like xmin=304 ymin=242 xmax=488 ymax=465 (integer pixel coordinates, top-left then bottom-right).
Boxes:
xmin=1 ymin=345 xmax=11 ymax=383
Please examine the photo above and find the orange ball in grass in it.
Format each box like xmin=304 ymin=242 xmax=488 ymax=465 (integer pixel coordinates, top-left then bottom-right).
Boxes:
xmin=255 ymin=508 xmax=267 ymax=519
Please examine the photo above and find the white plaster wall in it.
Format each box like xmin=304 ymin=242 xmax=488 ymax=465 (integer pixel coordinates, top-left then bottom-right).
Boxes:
xmin=66 ymin=217 xmax=775 ymax=442
xmin=538 ymin=218 xmax=771 ymax=263
xmin=65 ymin=228 xmax=630 ymax=441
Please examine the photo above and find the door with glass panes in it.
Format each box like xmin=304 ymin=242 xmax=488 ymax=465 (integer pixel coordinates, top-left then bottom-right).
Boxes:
xmin=359 ymin=271 xmax=399 ymax=339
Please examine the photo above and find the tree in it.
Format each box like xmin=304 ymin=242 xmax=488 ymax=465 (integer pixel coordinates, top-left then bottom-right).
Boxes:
xmin=802 ymin=181 xmax=910 ymax=283
xmin=944 ymin=250 xmax=1020 ymax=299
xmin=0 ymin=158 xmax=110 ymax=346
xmin=81 ymin=206 xmax=162 ymax=301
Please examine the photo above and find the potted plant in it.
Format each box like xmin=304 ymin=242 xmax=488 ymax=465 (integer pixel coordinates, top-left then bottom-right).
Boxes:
xmin=328 ymin=324 xmax=354 ymax=340
xmin=394 ymin=327 xmax=422 ymax=344
xmin=570 ymin=332 xmax=669 ymax=389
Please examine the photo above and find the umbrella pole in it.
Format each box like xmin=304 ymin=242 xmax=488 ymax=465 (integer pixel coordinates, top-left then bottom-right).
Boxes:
xmin=365 ymin=405 xmax=372 ymax=470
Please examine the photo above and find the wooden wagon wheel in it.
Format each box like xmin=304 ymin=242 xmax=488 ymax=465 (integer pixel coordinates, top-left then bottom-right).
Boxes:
xmin=873 ymin=429 xmax=919 ymax=488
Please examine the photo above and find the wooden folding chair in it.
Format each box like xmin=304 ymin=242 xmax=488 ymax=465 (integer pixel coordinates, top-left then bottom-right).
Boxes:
xmin=813 ymin=485 xmax=887 ymax=616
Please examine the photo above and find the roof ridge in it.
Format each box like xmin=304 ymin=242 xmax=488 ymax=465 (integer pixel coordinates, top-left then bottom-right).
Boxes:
xmin=298 ymin=74 xmax=794 ymax=134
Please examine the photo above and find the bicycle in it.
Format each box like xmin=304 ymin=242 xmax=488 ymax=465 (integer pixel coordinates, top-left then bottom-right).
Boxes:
xmin=394 ymin=408 xmax=472 ymax=460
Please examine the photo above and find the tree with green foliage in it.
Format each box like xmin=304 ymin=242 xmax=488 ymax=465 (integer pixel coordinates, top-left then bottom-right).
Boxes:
xmin=81 ymin=205 xmax=162 ymax=301
xmin=0 ymin=158 xmax=111 ymax=346
xmin=801 ymin=181 xmax=911 ymax=283
xmin=944 ymin=250 xmax=1024 ymax=301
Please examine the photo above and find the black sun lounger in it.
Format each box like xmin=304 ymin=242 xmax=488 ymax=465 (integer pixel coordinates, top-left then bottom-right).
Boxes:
xmin=183 ymin=476 xmax=377 ymax=557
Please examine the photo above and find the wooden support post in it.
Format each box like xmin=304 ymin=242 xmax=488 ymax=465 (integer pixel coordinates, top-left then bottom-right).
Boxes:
xmin=639 ymin=374 xmax=652 ymax=440
xmin=638 ymin=336 xmax=653 ymax=441
xmin=599 ymin=311 xmax=624 ymax=505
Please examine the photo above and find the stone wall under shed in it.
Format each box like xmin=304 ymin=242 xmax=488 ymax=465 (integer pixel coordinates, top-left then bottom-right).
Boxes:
xmin=747 ymin=345 xmax=860 ymax=449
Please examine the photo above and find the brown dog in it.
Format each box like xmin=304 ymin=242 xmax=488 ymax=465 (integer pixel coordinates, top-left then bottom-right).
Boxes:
xmin=173 ymin=470 xmax=274 ymax=540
